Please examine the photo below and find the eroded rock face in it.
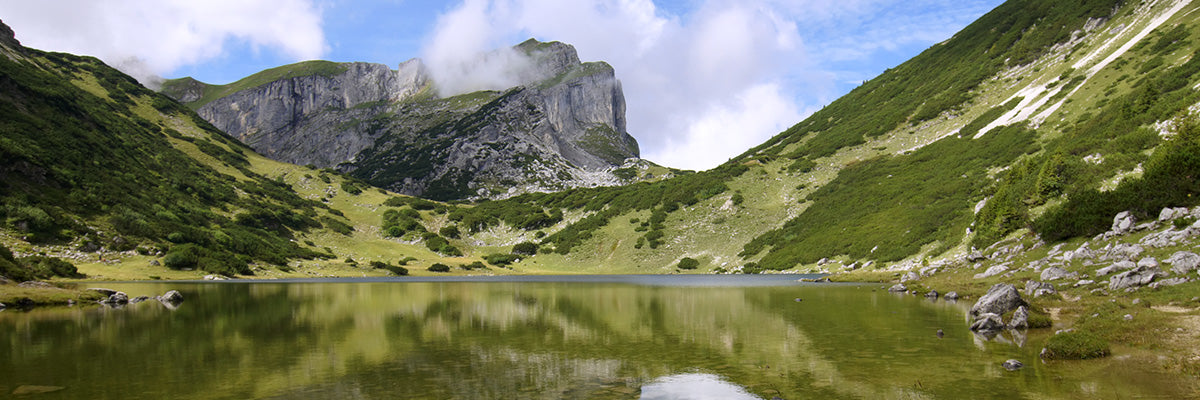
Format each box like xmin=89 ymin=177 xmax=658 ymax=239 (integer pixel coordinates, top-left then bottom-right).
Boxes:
xmin=171 ymin=40 xmax=641 ymax=200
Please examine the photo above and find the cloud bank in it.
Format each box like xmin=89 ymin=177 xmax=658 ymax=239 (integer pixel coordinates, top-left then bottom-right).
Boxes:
xmin=420 ymin=0 xmax=997 ymax=170
xmin=0 ymin=0 xmax=326 ymax=88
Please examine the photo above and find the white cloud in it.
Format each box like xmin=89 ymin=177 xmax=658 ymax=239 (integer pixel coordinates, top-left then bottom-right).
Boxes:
xmin=0 ymin=0 xmax=326 ymax=87
xmin=649 ymin=83 xmax=802 ymax=170
xmin=421 ymin=0 xmax=807 ymax=170
xmin=417 ymin=0 xmax=1002 ymax=170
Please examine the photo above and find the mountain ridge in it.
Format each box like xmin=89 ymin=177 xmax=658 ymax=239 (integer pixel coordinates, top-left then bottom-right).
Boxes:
xmin=161 ymin=40 xmax=646 ymax=201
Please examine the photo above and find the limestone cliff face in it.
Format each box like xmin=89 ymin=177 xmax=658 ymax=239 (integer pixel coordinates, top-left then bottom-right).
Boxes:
xmin=166 ymin=40 xmax=639 ymax=200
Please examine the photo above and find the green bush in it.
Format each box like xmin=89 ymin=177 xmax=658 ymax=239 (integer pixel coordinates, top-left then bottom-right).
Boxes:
xmin=484 ymin=253 xmax=520 ymax=266
xmin=386 ymin=265 xmax=408 ymax=276
xmin=428 ymin=263 xmax=451 ymax=273
xmin=677 ymin=257 xmax=699 ymax=270
xmin=512 ymin=242 xmax=539 ymax=256
xmin=1041 ymin=331 xmax=1110 ymax=360
xmin=439 ymin=225 xmax=461 ymax=239
xmin=163 ymin=244 xmax=203 ymax=270
xmin=20 ymin=256 xmax=82 ymax=279
xmin=320 ymin=216 xmax=354 ymax=235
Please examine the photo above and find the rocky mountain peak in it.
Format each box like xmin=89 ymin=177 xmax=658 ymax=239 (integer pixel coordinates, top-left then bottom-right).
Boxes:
xmin=162 ymin=39 xmax=641 ymax=200
xmin=0 ymin=19 xmax=26 ymax=58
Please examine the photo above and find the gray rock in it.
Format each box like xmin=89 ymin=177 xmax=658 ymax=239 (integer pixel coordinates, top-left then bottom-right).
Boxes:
xmin=1040 ymin=267 xmax=1075 ymax=281
xmin=970 ymin=283 xmax=1026 ymax=318
xmin=159 ymin=290 xmax=184 ymax=305
xmin=970 ymin=313 xmax=1006 ymax=331
xmin=1137 ymin=257 xmax=1160 ymax=269
xmin=18 ymin=281 xmax=52 ymax=288
xmin=1109 ymin=266 xmax=1163 ymax=291
xmin=149 ymin=259 xmax=160 ymax=267
xmin=944 ymin=291 xmax=960 ymax=300
xmin=1123 ymin=314 xmax=1134 ymax=321
xmin=1002 ymin=359 xmax=1024 ymax=371
xmin=925 ymin=290 xmax=939 ymax=299
xmin=129 ymin=296 xmax=151 ymax=304
xmin=1109 ymin=244 xmax=1144 ymax=260
xmin=102 ymin=292 xmax=129 ymax=305
xmin=1025 ymin=280 xmax=1056 ymax=297
xmin=203 ymin=274 xmax=228 ymax=281
xmin=0 ymin=302 xmax=6 ymax=310
xmin=1167 ymin=251 xmax=1200 ymax=275
xmin=966 ymin=251 xmax=986 ymax=263
xmin=1008 ymin=306 xmax=1029 ymax=329
xmin=1096 ymin=260 xmax=1136 ymax=277
xmin=974 ymin=265 xmax=1009 ymax=279
xmin=1160 ymin=207 xmax=1189 ymax=221
xmin=1074 ymin=279 xmax=1096 ymax=287
xmin=1112 ymin=211 xmax=1136 ymax=235
xmin=1149 ymin=277 xmax=1188 ymax=289
xmin=900 ymin=271 xmax=919 ymax=283
xmin=887 ymin=283 xmax=908 ymax=293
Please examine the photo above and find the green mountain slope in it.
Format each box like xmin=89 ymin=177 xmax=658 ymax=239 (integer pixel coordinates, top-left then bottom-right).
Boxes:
xmin=0 ymin=24 xmax=342 ymax=277
xmin=436 ymin=0 xmax=1200 ymax=273
xmin=5 ymin=0 xmax=1200 ymax=282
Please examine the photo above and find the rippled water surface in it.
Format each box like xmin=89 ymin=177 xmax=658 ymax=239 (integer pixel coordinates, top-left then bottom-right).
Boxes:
xmin=0 ymin=275 xmax=1194 ymax=399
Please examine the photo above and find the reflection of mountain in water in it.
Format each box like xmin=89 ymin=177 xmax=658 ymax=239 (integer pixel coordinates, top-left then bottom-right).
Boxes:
xmin=0 ymin=280 xmax=1190 ymax=399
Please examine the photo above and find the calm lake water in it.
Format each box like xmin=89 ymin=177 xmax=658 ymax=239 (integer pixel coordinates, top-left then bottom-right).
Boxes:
xmin=0 ymin=275 xmax=1194 ymax=399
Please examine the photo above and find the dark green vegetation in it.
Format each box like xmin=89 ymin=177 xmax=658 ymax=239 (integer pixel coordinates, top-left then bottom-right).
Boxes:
xmin=744 ymin=0 xmax=1123 ymax=162
xmin=0 ymin=45 xmax=343 ymax=278
xmin=1041 ymin=331 xmax=1111 ymax=360
xmin=0 ymin=244 xmax=79 ymax=282
xmin=743 ymin=125 xmax=1038 ymax=269
xmin=979 ymin=30 xmax=1200 ymax=244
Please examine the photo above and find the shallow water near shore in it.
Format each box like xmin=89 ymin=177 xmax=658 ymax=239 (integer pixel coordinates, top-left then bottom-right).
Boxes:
xmin=0 ymin=275 xmax=1193 ymax=399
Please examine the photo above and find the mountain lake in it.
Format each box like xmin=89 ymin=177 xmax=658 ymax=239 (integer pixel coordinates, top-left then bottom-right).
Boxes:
xmin=0 ymin=275 xmax=1193 ymax=399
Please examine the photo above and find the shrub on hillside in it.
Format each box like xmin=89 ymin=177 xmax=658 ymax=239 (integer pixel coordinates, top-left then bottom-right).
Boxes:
xmin=512 ymin=242 xmax=539 ymax=256
xmin=1041 ymin=331 xmax=1110 ymax=360
xmin=428 ymin=263 xmax=451 ymax=273
xmin=677 ymin=257 xmax=700 ymax=270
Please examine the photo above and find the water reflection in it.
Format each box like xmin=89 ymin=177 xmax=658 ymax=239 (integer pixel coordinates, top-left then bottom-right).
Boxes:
xmin=640 ymin=373 xmax=760 ymax=400
xmin=0 ymin=276 xmax=1192 ymax=399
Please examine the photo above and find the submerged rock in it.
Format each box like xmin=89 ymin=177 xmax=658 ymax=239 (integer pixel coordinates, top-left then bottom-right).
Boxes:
xmin=970 ymin=313 xmax=1005 ymax=331
xmin=887 ymin=283 xmax=908 ymax=293
xmin=101 ymin=292 xmax=129 ymax=305
xmin=1002 ymin=359 xmax=1024 ymax=371
xmin=925 ymin=290 xmax=940 ymax=299
xmin=159 ymin=290 xmax=184 ymax=305
xmin=944 ymin=291 xmax=960 ymax=301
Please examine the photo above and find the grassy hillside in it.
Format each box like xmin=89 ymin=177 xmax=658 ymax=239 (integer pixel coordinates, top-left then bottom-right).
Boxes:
xmin=7 ymin=0 xmax=1200 ymax=284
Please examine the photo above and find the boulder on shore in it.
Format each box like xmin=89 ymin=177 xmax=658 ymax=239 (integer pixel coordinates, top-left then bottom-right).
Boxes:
xmin=887 ymin=283 xmax=908 ymax=293
xmin=944 ymin=291 xmax=960 ymax=301
xmin=970 ymin=283 xmax=1026 ymax=317
xmin=1008 ymin=306 xmax=1029 ymax=329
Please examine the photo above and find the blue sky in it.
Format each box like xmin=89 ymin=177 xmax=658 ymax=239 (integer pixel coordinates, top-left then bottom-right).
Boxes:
xmin=1 ymin=0 xmax=1004 ymax=170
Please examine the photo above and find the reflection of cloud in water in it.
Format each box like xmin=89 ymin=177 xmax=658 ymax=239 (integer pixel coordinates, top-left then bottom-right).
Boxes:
xmin=640 ymin=373 xmax=760 ymax=400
